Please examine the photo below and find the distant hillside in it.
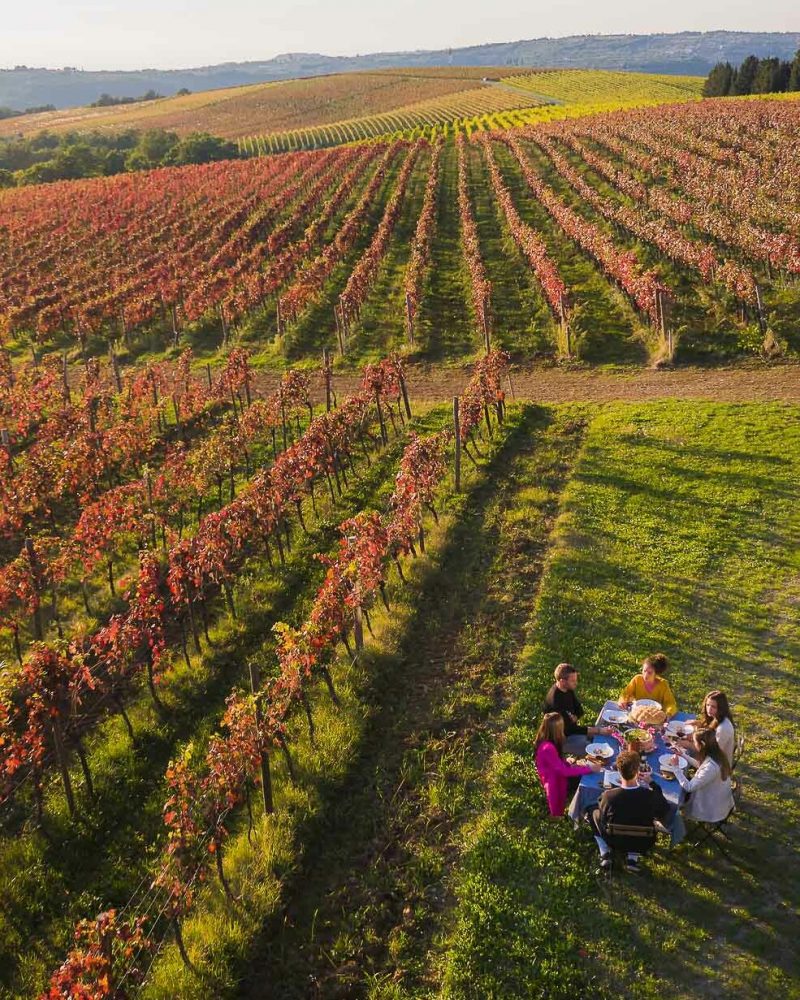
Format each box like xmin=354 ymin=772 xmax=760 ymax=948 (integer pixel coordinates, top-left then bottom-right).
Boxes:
xmin=2 ymin=31 xmax=799 ymax=110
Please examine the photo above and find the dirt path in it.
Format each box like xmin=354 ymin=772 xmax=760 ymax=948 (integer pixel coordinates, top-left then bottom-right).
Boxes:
xmin=255 ymin=361 xmax=800 ymax=405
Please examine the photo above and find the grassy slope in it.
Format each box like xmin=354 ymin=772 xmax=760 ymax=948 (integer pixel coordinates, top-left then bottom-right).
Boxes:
xmin=442 ymin=401 xmax=800 ymax=999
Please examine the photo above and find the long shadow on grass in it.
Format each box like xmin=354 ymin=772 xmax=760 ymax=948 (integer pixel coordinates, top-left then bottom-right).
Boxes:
xmin=237 ymin=405 xmax=581 ymax=999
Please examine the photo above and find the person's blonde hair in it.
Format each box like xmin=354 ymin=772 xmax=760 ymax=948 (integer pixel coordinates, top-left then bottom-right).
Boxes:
xmin=535 ymin=712 xmax=566 ymax=754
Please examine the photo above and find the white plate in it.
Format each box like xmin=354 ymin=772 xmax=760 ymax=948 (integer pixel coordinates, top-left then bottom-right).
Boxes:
xmin=665 ymin=719 xmax=695 ymax=736
xmin=603 ymin=770 xmax=623 ymax=787
xmin=659 ymin=753 xmax=688 ymax=771
xmin=602 ymin=709 xmax=628 ymax=724
xmin=632 ymin=698 xmax=661 ymax=709
xmin=586 ymin=742 xmax=614 ymax=759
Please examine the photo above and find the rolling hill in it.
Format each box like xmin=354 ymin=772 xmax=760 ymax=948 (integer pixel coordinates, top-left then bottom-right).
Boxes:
xmin=1 ymin=30 xmax=798 ymax=110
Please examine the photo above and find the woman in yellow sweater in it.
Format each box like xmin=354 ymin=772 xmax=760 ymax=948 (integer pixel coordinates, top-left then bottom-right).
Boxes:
xmin=618 ymin=653 xmax=678 ymax=717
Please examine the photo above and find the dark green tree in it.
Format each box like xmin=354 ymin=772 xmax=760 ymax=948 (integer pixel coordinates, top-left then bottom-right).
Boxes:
xmin=733 ymin=55 xmax=760 ymax=95
xmin=125 ymin=129 xmax=179 ymax=169
xmin=165 ymin=132 xmax=239 ymax=166
xmin=788 ymin=49 xmax=800 ymax=91
xmin=703 ymin=62 xmax=734 ymax=97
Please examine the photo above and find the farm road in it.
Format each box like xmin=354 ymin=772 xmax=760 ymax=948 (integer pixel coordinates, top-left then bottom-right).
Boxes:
xmin=255 ymin=362 xmax=800 ymax=405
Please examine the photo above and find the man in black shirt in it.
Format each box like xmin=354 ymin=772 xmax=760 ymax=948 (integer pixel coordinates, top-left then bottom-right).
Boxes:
xmin=544 ymin=663 xmax=609 ymax=754
xmin=591 ymin=750 xmax=670 ymax=873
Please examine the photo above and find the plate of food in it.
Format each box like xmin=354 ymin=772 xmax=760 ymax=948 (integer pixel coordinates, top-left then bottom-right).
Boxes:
xmin=603 ymin=770 xmax=623 ymax=787
xmin=659 ymin=753 xmax=688 ymax=771
xmin=629 ymin=701 xmax=667 ymax=726
xmin=602 ymin=708 xmax=628 ymax=724
xmin=665 ymin=719 xmax=695 ymax=737
xmin=585 ymin=742 xmax=614 ymax=759
xmin=632 ymin=699 xmax=660 ymax=709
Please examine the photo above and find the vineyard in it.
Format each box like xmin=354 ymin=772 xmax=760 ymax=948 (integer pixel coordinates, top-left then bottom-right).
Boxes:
xmin=0 ymin=67 xmax=547 ymax=141
xmin=1 ymin=97 xmax=798 ymax=366
xmin=0 ymin=68 xmax=799 ymax=1000
xmin=236 ymin=68 xmax=705 ymax=153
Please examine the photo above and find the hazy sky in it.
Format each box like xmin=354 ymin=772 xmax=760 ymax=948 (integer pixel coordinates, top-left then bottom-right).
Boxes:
xmin=4 ymin=0 xmax=799 ymax=71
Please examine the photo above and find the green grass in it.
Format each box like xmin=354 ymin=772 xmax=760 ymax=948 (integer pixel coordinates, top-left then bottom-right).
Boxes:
xmin=442 ymin=401 xmax=800 ymax=999
xmin=236 ymin=404 xmax=589 ymax=998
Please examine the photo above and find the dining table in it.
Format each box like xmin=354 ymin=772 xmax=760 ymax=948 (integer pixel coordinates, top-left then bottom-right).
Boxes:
xmin=567 ymin=700 xmax=695 ymax=845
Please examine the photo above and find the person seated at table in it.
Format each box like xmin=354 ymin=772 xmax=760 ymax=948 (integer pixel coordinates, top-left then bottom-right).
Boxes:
xmin=535 ymin=712 xmax=602 ymax=817
xmin=670 ymin=729 xmax=734 ymax=823
xmin=669 ymin=690 xmax=735 ymax=764
xmin=698 ymin=690 xmax=735 ymax=765
xmin=618 ymin=653 xmax=678 ymax=717
xmin=589 ymin=749 xmax=671 ymax=874
xmin=544 ymin=663 xmax=612 ymax=754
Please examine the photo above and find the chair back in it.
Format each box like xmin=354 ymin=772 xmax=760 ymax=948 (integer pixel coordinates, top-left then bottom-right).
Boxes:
xmin=603 ymin=821 xmax=658 ymax=855
xmin=731 ymin=733 xmax=745 ymax=772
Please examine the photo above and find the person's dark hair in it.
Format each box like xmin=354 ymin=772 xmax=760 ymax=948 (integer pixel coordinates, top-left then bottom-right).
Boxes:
xmin=699 ymin=690 xmax=734 ymax=728
xmin=554 ymin=662 xmax=577 ymax=682
xmin=616 ymin=750 xmax=641 ymax=780
xmin=644 ymin=653 xmax=669 ymax=676
xmin=535 ymin=712 xmax=566 ymax=755
xmin=693 ymin=728 xmax=731 ymax=781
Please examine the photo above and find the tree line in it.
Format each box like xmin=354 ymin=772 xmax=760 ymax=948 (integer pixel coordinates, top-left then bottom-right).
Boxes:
xmin=0 ymin=128 xmax=240 ymax=188
xmin=704 ymin=51 xmax=800 ymax=97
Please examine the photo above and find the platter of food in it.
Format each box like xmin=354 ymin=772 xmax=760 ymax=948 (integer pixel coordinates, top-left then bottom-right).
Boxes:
xmin=629 ymin=701 xmax=667 ymax=726
xmin=586 ymin=742 xmax=614 ymax=759
xmin=659 ymin=753 xmax=688 ymax=771
xmin=602 ymin=708 xmax=628 ymax=724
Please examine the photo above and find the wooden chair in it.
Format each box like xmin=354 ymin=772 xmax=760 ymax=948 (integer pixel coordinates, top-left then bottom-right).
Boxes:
xmin=687 ymin=776 xmax=741 ymax=862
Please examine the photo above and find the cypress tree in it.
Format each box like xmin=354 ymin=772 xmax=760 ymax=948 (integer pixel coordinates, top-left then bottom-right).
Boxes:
xmin=703 ymin=62 xmax=734 ymax=97
xmin=733 ymin=55 xmax=760 ymax=95
xmin=788 ymin=49 xmax=800 ymax=91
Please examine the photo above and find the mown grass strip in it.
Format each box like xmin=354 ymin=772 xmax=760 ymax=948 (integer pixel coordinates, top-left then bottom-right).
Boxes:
xmin=442 ymin=401 xmax=800 ymax=999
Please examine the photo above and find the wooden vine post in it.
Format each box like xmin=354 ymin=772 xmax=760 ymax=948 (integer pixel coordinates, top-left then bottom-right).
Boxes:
xmin=656 ymin=289 xmax=673 ymax=361
xmin=62 ymin=353 xmax=71 ymax=404
xmin=453 ymin=397 xmax=461 ymax=493
xmin=405 ymin=293 xmax=414 ymax=346
xmin=754 ymin=283 xmax=766 ymax=334
xmin=24 ymin=537 xmax=44 ymax=641
xmin=248 ymin=660 xmax=274 ymax=816
xmin=398 ymin=367 xmax=412 ymax=419
xmin=323 ymin=347 xmax=333 ymax=412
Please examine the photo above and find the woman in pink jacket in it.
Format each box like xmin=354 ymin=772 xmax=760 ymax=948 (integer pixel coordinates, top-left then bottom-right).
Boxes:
xmin=535 ymin=712 xmax=602 ymax=816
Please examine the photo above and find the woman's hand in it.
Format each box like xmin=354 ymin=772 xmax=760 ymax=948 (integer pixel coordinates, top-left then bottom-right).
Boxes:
xmin=588 ymin=761 xmax=603 ymax=773
xmin=617 ymin=698 xmax=629 ymax=708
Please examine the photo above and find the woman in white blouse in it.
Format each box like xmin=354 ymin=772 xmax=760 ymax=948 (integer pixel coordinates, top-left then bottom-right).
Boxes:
xmin=672 ymin=690 xmax=735 ymax=766
xmin=697 ymin=690 xmax=735 ymax=766
xmin=672 ymin=729 xmax=734 ymax=823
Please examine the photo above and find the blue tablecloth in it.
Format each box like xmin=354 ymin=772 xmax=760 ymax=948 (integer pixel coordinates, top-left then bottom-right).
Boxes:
xmin=567 ymin=701 xmax=694 ymax=845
